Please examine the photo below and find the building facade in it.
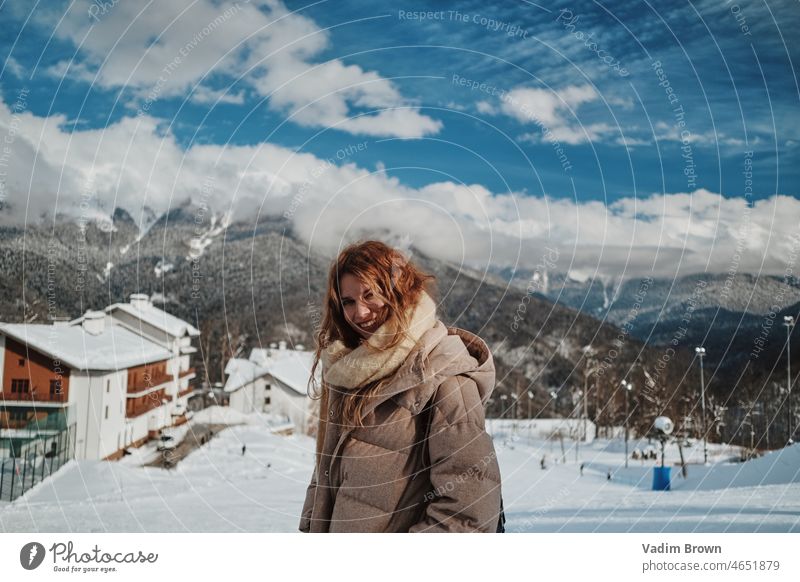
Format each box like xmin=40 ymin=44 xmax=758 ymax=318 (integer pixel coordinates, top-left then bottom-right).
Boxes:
xmin=0 ymin=294 xmax=199 ymax=461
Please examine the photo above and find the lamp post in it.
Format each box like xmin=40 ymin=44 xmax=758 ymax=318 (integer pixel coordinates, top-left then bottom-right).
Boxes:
xmin=527 ymin=390 xmax=534 ymax=439
xmin=581 ymin=346 xmax=600 ymax=446
xmin=784 ymin=316 xmax=795 ymax=445
xmin=549 ymin=390 xmax=558 ymax=454
xmin=511 ymin=393 xmax=519 ymax=434
xmin=621 ymin=380 xmax=633 ymax=468
xmin=575 ymin=389 xmax=583 ymax=462
xmin=695 ymin=346 xmax=708 ymax=464
xmin=209 ymin=387 xmax=219 ymax=447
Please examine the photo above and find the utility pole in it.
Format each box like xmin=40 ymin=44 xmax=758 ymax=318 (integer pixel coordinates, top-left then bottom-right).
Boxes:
xmin=583 ymin=381 xmax=589 ymax=444
xmin=527 ymin=390 xmax=534 ymax=441
xmin=695 ymin=347 xmax=708 ymax=464
xmin=622 ymin=380 xmax=633 ymax=468
xmin=784 ymin=316 xmax=795 ymax=445
xmin=575 ymin=389 xmax=582 ymax=462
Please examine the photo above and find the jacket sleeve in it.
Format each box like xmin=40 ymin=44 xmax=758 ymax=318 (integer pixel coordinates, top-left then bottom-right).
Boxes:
xmin=298 ymin=385 xmax=329 ymax=533
xmin=408 ymin=375 xmax=503 ymax=533
xmin=298 ymin=466 xmax=318 ymax=533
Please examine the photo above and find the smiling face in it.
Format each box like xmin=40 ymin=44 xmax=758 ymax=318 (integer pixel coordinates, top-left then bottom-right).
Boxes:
xmin=339 ymin=272 xmax=390 ymax=341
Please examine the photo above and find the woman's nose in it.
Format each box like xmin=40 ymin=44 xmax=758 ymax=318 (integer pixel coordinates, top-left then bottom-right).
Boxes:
xmin=355 ymin=302 xmax=371 ymax=320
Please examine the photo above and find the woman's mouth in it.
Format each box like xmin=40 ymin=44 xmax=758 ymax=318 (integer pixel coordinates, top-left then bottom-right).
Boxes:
xmin=358 ymin=317 xmax=381 ymax=331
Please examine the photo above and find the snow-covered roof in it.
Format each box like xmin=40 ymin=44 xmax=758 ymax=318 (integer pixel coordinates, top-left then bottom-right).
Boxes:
xmin=223 ymin=358 xmax=269 ymax=393
xmin=268 ymin=351 xmax=319 ymax=396
xmin=107 ymin=302 xmax=200 ymax=338
xmin=223 ymin=348 xmax=319 ymax=396
xmin=0 ymin=322 xmax=173 ymax=371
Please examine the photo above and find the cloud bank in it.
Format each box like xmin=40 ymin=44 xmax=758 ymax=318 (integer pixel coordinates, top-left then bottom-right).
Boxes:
xmin=1 ymin=96 xmax=797 ymax=282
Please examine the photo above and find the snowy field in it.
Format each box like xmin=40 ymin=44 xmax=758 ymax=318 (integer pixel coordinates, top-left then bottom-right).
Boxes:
xmin=1 ymin=409 xmax=798 ymax=532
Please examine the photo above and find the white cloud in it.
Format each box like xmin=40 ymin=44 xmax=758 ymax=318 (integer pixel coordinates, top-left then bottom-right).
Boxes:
xmin=1 ymin=97 xmax=797 ymax=281
xmin=653 ymin=121 xmax=746 ymax=147
xmin=43 ymin=0 xmax=440 ymax=138
xmin=489 ymin=84 xmax=615 ymax=145
xmin=4 ymin=56 xmax=25 ymax=78
xmin=189 ymin=86 xmax=246 ymax=105
xmin=475 ymin=101 xmax=496 ymax=115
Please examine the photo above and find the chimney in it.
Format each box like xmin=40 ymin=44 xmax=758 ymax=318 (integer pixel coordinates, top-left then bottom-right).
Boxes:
xmin=82 ymin=311 xmax=106 ymax=335
xmin=130 ymin=293 xmax=151 ymax=310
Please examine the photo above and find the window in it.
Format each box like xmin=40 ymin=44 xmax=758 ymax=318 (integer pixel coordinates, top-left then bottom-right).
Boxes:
xmin=107 ymin=380 xmax=110 ymax=393
xmin=50 ymin=380 xmax=62 ymax=396
xmin=105 ymin=406 xmax=109 ymax=420
xmin=18 ymin=358 xmax=24 ymax=366
xmin=11 ymin=379 xmax=30 ymax=393
xmin=265 ymin=396 xmax=271 ymax=406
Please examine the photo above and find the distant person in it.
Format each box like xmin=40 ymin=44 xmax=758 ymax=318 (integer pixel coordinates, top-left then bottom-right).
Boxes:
xmin=541 ymin=456 xmax=547 ymax=470
xmin=299 ymin=241 xmax=503 ymax=533
xmin=242 ymin=444 xmax=246 ymax=455
xmin=607 ymin=470 xmax=612 ymax=481
xmin=580 ymin=462 xmax=585 ymax=476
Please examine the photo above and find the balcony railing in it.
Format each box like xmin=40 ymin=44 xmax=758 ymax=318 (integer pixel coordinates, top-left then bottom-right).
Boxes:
xmin=177 ymin=385 xmax=195 ymax=398
xmin=127 ymin=372 xmax=173 ymax=393
xmin=0 ymin=391 xmax=68 ymax=404
xmin=126 ymin=395 xmax=166 ymax=418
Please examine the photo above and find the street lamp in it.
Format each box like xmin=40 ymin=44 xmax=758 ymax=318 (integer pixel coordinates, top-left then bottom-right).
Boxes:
xmin=581 ymin=346 xmax=600 ymax=446
xmin=784 ymin=316 xmax=795 ymax=445
xmin=208 ymin=387 xmax=219 ymax=447
xmin=621 ymin=380 xmax=633 ymax=468
xmin=527 ymin=390 xmax=534 ymax=439
xmin=574 ymin=389 xmax=583 ymax=462
xmin=511 ymin=393 xmax=519 ymax=434
xmin=695 ymin=346 xmax=708 ymax=464
xmin=548 ymin=390 xmax=558 ymax=454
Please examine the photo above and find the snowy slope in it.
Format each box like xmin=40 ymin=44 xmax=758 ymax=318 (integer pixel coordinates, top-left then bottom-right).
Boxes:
xmin=1 ymin=415 xmax=798 ymax=533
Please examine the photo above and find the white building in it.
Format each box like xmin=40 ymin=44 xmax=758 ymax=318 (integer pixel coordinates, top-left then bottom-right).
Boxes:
xmin=0 ymin=294 xmax=199 ymax=461
xmin=224 ymin=341 xmax=318 ymax=434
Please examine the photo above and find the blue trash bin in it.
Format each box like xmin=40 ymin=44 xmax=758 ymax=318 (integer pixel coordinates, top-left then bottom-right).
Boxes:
xmin=652 ymin=466 xmax=671 ymax=491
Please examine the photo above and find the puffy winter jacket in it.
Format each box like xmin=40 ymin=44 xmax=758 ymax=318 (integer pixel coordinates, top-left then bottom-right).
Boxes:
xmin=299 ymin=320 xmax=503 ymax=532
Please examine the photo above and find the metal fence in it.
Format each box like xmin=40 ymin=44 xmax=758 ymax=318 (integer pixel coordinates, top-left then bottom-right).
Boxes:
xmin=0 ymin=423 xmax=76 ymax=503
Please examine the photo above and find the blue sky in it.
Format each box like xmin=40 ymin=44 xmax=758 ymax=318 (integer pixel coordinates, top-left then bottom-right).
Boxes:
xmin=0 ymin=0 xmax=798 ymax=277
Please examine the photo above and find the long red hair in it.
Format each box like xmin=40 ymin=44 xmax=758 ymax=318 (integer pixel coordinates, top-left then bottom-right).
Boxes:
xmin=307 ymin=240 xmax=437 ymax=434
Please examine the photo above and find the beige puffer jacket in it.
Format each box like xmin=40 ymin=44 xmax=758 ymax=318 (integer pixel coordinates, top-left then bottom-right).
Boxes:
xmin=299 ymin=320 xmax=503 ymax=532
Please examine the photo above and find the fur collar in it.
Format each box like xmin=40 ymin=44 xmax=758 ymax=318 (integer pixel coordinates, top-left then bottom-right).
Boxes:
xmin=321 ymin=289 xmax=437 ymax=389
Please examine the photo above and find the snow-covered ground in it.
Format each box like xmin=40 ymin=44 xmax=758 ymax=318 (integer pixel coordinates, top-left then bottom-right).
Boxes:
xmin=1 ymin=412 xmax=798 ymax=532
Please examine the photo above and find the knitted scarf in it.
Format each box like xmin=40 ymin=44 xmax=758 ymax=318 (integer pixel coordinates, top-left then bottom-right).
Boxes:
xmin=321 ymin=289 xmax=437 ymax=389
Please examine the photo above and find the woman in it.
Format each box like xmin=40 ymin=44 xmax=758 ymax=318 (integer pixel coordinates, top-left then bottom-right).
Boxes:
xmin=299 ymin=240 xmax=503 ymax=533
